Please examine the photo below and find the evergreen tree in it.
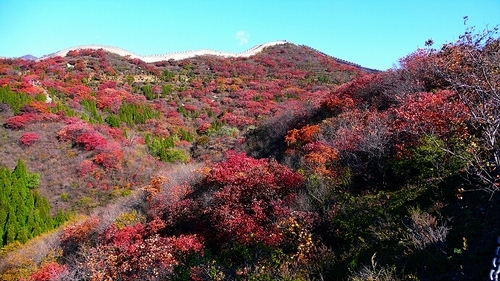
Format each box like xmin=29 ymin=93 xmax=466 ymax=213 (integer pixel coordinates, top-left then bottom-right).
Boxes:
xmin=0 ymin=160 xmax=65 ymax=247
xmin=5 ymin=206 xmax=18 ymax=245
xmin=54 ymin=209 xmax=69 ymax=227
xmin=12 ymin=159 xmax=28 ymax=187
xmin=0 ymin=168 xmax=11 ymax=230
xmin=26 ymin=210 xmax=35 ymax=239
xmin=26 ymin=172 xmax=40 ymax=189
xmin=10 ymin=179 xmax=28 ymax=231
xmin=17 ymin=226 xmax=28 ymax=243
xmin=32 ymin=210 xmax=42 ymax=237
xmin=34 ymin=193 xmax=53 ymax=231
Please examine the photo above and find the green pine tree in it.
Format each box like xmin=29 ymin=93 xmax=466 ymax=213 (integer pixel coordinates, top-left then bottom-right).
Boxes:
xmin=34 ymin=194 xmax=53 ymax=231
xmin=0 ymin=169 xmax=10 ymax=229
xmin=13 ymin=159 xmax=28 ymax=184
xmin=5 ymin=207 xmax=18 ymax=244
xmin=0 ymin=160 xmax=67 ymax=247
xmin=17 ymin=226 xmax=28 ymax=243
xmin=27 ymin=210 xmax=37 ymax=237
xmin=32 ymin=210 xmax=42 ymax=237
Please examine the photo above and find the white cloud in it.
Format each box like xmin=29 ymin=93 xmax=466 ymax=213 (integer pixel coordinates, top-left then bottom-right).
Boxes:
xmin=235 ymin=30 xmax=250 ymax=46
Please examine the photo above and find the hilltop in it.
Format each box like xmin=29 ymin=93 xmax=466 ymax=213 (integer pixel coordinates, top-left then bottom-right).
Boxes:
xmin=38 ymin=41 xmax=291 ymax=62
xmin=0 ymin=30 xmax=499 ymax=280
xmin=14 ymin=40 xmax=378 ymax=72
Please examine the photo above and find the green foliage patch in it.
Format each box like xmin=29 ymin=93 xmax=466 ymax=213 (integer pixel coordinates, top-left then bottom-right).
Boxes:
xmin=0 ymin=160 xmax=67 ymax=247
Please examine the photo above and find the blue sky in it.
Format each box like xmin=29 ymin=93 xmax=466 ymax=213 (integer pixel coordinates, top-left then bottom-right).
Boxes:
xmin=1 ymin=1 xmax=499 ymax=70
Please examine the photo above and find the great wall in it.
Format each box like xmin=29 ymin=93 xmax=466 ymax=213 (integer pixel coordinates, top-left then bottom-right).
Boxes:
xmin=36 ymin=41 xmax=289 ymax=63
xmin=4 ymin=40 xmax=379 ymax=71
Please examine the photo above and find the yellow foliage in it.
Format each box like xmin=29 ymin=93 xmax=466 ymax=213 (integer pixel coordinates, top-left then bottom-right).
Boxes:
xmin=114 ymin=210 xmax=146 ymax=229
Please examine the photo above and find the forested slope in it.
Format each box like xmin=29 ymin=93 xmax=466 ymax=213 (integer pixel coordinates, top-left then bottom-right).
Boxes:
xmin=0 ymin=26 xmax=499 ymax=280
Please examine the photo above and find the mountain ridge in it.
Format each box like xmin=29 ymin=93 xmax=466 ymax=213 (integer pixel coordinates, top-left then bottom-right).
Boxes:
xmin=32 ymin=40 xmax=379 ymax=71
xmin=37 ymin=40 xmax=290 ymax=62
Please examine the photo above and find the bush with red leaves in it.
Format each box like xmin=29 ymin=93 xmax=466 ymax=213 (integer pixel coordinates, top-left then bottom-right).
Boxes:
xmin=4 ymin=113 xmax=39 ymax=129
xmin=84 ymin=223 xmax=204 ymax=281
xmin=20 ymin=132 xmax=39 ymax=146
xmin=93 ymin=141 xmax=123 ymax=170
xmin=203 ymin=152 xmax=305 ymax=247
xmin=61 ymin=216 xmax=101 ymax=254
xmin=75 ymin=131 xmax=108 ymax=151
xmin=27 ymin=262 xmax=68 ymax=281
xmin=390 ymin=89 xmax=469 ymax=139
xmin=78 ymin=159 xmax=96 ymax=177
xmin=57 ymin=119 xmax=93 ymax=142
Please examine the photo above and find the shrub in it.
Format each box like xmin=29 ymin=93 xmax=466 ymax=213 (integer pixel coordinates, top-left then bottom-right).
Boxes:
xmin=20 ymin=132 xmax=39 ymax=146
xmin=57 ymin=120 xmax=92 ymax=142
xmin=405 ymin=206 xmax=449 ymax=252
xmin=75 ymin=131 xmax=108 ymax=151
xmin=78 ymin=160 xmax=96 ymax=177
xmin=203 ymin=153 xmax=305 ymax=247
xmin=113 ymin=210 xmax=146 ymax=229
xmin=60 ymin=216 xmax=100 ymax=253
xmin=93 ymin=143 xmax=124 ymax=170
xmin=162 ymin=148 xmax=190 ymax=163
xmin=84 ymin=223 xmax=204 ymax=281
xmin=4 ymin=113 xmax=38 ymax=130
xmin=347 ymin=254 xmax=401 ymax=281
xmin=28 ymin=262 xmax=68 ymax=281
xmin=0 ymin=86 xmax=33 ymax=114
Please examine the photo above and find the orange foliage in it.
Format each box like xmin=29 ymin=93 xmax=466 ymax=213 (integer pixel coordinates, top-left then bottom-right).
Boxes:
xmin=285 ymin=124 xmax=320 ymax=147
xmin=302 ymin=142 xmax=339 ymax=177
xmin=142 ymin=175 xmax=169 ymax=202
xmin=29 ymin=100 xmax=50 ymax=113
xmin=321 ymin=95 xmax=354 ymax=114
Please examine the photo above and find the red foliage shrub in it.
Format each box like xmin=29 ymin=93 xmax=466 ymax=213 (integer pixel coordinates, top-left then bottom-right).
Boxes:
xmin=182 ymin=104 xmax=197 ymax=112
xmin=320 ymin=109 xmax=390 ymax=154
xmin=57 ymin=119 xmax=92 ymax=141
xmin=93 ymin=142 xmax=123 ymax=170
xmin=204 ymin=152 xmax=305 ymax=246
xmin=321 ymin=94 xmax=354 ymax=115
xmin=166 ymin=110 xmax=180 ymax=118
xmin=391 ymin=89 xmax=469 ymax=139
xmin=85 ymin=223 xmax=204 ymax=280
xmin=98 ymin=126 xmax=124 ymax=141
xmin=96 ymin=88 xmax=132 ymax=112
xmin=220 ymin=112 xmax=253 ymax=127
xmin=63 ymin=85 xmax=92 ymax=101
xmin=28 ymin=262 xmax=68 ymax=281
xmin=196 ymin=123 xmax=211 ymax=134
xmin=98 ymin=80 xmax=117 ymax=90
xmin=78 ymin=159 xmax=96 ymax=177
xmin=300 ymin=142 xmax=340 ymax=177
xmin=29 ymin=100 xmax=50 ymax=113
xmin=4 ymin=113 xmax=38 ymax=129
xmin=20 ymin=132 xmax=39 ymax=146
xmin=153 ymin=198 xmax=201 ymax=230
xmin=75 ymin=131 xmax=108 ymax=151
xmin=323 ymin=72 xmax=397 ymax=110
xmin=61 ymin=216 xmax=101 ymax=253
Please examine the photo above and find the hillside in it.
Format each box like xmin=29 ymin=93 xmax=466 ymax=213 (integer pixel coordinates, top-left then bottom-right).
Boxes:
xmin=1 ymin=29 xmax=499 ymax=280
xmin=0 ymin=42 xmax=366 ymax=212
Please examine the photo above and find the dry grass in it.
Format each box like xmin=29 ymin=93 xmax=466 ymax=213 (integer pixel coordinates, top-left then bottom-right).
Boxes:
xmin=405 ymin=206 xmax=450 ymax=252
xmin=347 ymin=253 xmax=404 ymax=281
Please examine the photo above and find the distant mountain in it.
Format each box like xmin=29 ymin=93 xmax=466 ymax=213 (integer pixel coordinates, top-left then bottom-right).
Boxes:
xmin=19 ymin=54 xmax=37 ymax=60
